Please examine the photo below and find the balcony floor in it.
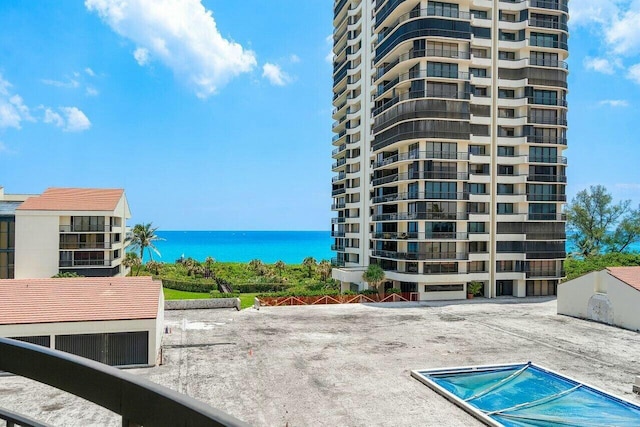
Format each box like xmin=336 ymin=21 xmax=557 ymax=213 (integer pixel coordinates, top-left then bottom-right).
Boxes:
xmin=2 ymin=299 xmax=639 ymax=426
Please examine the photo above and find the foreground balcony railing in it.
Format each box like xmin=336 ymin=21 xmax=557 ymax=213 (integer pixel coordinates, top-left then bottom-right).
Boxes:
xmin=0 ymin=338 xmax=248 ymax=427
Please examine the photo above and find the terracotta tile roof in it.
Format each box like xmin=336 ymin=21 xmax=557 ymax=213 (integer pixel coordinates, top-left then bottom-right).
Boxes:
xmin=17 ymin=188 xmax=124 ymax=211
xmin=607 ymin=267 xmax=640 ymax=292
xmin=0 ymin=277 xmax=161 ymax=325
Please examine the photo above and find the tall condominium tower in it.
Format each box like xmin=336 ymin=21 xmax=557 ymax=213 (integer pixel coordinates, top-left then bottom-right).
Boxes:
xmin=331 ymin=0 xmax=568 ymax=300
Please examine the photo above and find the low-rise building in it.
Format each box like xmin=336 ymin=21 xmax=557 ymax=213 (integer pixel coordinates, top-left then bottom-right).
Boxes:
xmin=0 ymin=186 xmax=131 ymax=278
xmin=0 ymin=276 xmax=164 ymax=366
xmin=557 ymin=267 xmax=640 ymax=332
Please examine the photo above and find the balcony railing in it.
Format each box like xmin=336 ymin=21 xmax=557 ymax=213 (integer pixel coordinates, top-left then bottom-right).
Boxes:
xmin=0 ymin=338 xmax=248 ymax=427
xmin=59 ymin=225 xmax=112 ymax=233
xmin=527 ymin=213 xmax=567 ymax=221
xmin=372 ymin=250 xmax=469 ymax=261
xmin=373 ymin=151 xmax=469 ymax=168
xmin=372 ymin=171 xmax=469 ymax=185
xmin=59 ymin=242 xmax=112 ymax=250
xmin=372 ymin=231 xmax=468 ymax=240
xmin=59 ymin=259 xmax=113 ymax=268
xmin=527 ymin=174 xmax=567 ymax=183
xmin=372 ymin=211 xmax=469 ymax=221
xmin=372 ymin=192 xmax=469 ymax=203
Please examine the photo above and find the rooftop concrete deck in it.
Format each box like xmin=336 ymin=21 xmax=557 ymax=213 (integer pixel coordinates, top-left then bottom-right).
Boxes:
xmin=2 ymin=298 xmax=640 ymax=426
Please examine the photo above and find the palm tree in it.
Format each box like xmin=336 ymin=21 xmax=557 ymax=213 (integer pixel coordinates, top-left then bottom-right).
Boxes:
xmin=129 ymin=223 xmax=164 ymax=272
xmin=318 ymin=260 xmax=332 ymax=281
xmin=362 ymin=264 xmax=386 ymax=297
xmin=146 ymin=260 xmax=163 ymax=276
xmin=204 ymin=256 xmax=215 ymax=279
xmin=302 ymin=256 xmax=317 ymax=278
xmin=122 ymin=252 xmax=141 ymax=276
xmin=274 ymin=260 xmax=286 ymax=276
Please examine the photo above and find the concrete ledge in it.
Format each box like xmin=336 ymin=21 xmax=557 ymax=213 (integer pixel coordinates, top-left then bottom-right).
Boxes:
xmin=165 ymin=298 xmax=240 ymax=311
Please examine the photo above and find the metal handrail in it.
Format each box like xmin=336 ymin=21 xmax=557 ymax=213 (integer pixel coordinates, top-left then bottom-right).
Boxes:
xmin=0 ymin=338 xmax=249 ymax=427
xmin=0 ymin=406 xmax=53 ymax=427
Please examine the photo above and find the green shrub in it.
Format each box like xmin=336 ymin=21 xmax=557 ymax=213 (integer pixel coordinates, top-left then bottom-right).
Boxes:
xmin=257 ymin=289 xmax=342 ymax=298
xmin=232 ymin=283 xmax=290 ymax=293
xmin=161 ymin=279 xmax=217 ymax=293
xmin=359 ymin=289 xmax=378 ymax=295
xmin=209 ymin=292 xmax=240 ymax=299
xmin=386 ymin=288 xmax=402 ymax=294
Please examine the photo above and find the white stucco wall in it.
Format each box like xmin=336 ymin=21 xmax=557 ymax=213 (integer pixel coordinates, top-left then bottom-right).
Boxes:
xmin=607 ymin=278 xmax=640 ymax=332
xmin=0 ymin=318 xmax=160 ymax=366
xmin=14 ymin=213 xmax=60 ymax=279
xmin=558 ymin=270 xmax=640 ymax=332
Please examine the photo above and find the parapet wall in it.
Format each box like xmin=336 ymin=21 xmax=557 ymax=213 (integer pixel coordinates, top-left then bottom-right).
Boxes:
xmin=164 ymin=298 xmax=240 ymax=311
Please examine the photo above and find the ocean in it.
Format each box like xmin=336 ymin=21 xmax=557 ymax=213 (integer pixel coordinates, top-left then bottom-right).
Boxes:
xmin=152 ymin=231 xmax=640 ymax=265
xmin=153 ymin=231 xmax=334 ymax=264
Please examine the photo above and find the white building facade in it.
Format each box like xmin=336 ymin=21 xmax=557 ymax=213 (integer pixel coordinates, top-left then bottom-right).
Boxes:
xmin=8 ymin=188 xmax=132 ymax=279
xmin=331 ymin=0 xmax=568 ymax=300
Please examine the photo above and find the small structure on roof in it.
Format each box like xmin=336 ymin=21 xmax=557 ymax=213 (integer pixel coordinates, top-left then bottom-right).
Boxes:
xmin=557 ymin=266 xmax=640 ymax=332
xmin=0 ymin=276 xmax=163 ymax=366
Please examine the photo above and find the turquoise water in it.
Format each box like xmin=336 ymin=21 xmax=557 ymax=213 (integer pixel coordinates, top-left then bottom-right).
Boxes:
xmin=153 ymin=231 xmax=333 ymax=264
xmin=423 ymin=364 xmax=640 ymax=427
xmin=149 ymin=231 xmax=638 ymax=264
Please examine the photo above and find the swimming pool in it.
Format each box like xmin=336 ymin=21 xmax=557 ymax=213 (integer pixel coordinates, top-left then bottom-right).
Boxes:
xmin=412 ymin=362 xmax=640 ymax=426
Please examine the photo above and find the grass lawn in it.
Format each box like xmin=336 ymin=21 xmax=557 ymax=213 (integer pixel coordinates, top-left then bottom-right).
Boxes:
xmin=163 ymin=288 xmax=211 ymax=300
xmin=163 ymin=287 xmax=259 ymax=310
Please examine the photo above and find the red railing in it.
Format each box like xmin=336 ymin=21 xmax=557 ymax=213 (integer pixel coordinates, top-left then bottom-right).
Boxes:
xmin=258 ymin=292 xmax=419 ymax=307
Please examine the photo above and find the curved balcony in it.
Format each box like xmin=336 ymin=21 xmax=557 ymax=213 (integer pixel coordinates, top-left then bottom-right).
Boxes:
xmin=372 ymin=191 xmax=469 ymax=204
xmin=375 ymin=19 xmax=471 ymax=64
xmin=372 ymin=231 xmax=469 ymax=240
xmin=373 ymin=89 xmax=470 ymax=117
xmin=373 ymin=151 xmax=469 ymax=169
xmin=372 ymin=250 xmax=469 ymax=261
xmin=527 ymin=174 xmax=567 ymax=183
xmin=0 ymin=338 xmax=248 ymax=427
xmin=372 ymin=171 xmax=469 ymax=186
xmin=526 ymin=135 xmax=567 ymax=145
xmin=526 ymin=193 xmax=567 ymax=202
xmin=375 ymin=48 xmax=470 ymax=81
xmin=371 ymin=211 xmax=468 ymax=221
xmin=378 ymin=8 xmax=473 ymax=45
xmin=372 ymin=120 xmax=471 ymax=151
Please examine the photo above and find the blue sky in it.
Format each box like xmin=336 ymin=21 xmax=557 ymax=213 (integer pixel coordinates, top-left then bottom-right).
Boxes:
xmin=0 ymin=0 xmax=638 ymax=230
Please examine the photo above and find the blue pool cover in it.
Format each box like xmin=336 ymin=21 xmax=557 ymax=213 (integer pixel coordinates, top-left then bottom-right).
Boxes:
xmin=412 ymin=363 xmax=640 ymax=426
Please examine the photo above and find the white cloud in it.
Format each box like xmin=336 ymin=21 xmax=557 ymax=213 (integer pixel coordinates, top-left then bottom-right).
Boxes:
xmin=0 ymin=74 xmax=34 ymax=129
xmin=627 ymin=63 xmax=640 ymax=84
xmin=606 ymin=7 xmax=640 ymax=56
xmin=43 ymin=108 xmax=64 ymax=128
xmin=290 ymin=54 xmax=300 ymax=63
xmin=41 ymin=78 xmax=80 ymax=88
xmin=583 ymin=56 xmax=620 ymax=74
xmin=61 ymin=107 xmax=91 ymax=132
xmin=262 ymin=63 xmax=291 ymax=86
xmin=133 ymin=47 xmax=150 ymax=66
xmin=86 ymin=86 xmax=99 ymax=96
xmin=325 ymin=34 xmax=334 ymax=64
xmin=43 ymin=106 xmax=91 ymax=132
xmin=85 ymin=0 xmax=257 ymax=98
xmin=599 ymin=99 xmax=630 ymax=107
xmin=569 ymin=0 xmax=621 ymax=26
xmin=85 ymin=67 xmax=96 ymax=77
